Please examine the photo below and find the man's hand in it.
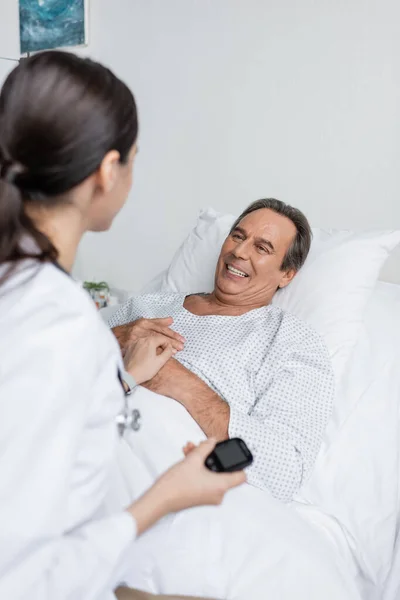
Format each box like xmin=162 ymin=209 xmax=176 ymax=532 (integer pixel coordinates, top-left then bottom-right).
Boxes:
xmin=143 ymin=359 xmax=230 ymax=440
xmin=112 ymin=317 xmax=185 ymax=354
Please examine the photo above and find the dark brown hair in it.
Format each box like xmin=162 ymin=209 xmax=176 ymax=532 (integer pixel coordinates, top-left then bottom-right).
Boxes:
xmin=230 ymin=198 xmax=312 ymax=271
xmin=0 ymin=51 xmax=138 ymax=282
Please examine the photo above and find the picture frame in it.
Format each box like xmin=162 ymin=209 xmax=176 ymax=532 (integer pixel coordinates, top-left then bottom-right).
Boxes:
xmin=19 ymin=0 xmax=89 ymax=55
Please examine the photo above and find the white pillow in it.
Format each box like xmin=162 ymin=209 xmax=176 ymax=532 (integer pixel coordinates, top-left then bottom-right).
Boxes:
xmin=160 ymin=208 xmax=400 ymax=381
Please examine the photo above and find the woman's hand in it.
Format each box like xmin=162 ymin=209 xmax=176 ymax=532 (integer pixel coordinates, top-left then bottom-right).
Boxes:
xmin=123 ymin=335 xmax=176 ymax=385
xmin=128 ymin=439 xmax=246 ymax=535
xmin=154 ymin=439 xmax=246 ymax=512
xmin=112 ymin=317 xmax=185 ymax=354
xmin=183 ymin=441 xmax=196 ymax=456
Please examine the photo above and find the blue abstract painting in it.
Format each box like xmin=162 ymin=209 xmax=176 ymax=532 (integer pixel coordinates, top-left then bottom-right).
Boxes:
xmin=19 ymin=0 xmax=87 ymax=54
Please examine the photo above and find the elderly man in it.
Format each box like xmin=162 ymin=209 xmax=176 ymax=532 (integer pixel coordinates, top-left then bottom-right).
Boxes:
xmin=109 ymin=199 xmax=334 ymax=502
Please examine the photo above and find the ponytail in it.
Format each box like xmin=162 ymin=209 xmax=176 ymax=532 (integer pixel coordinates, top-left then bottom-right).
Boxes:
xmin=0 ymin=177 xmax=23 ymax=264
xmin=0 ymin=175 xmax=57 ymax=285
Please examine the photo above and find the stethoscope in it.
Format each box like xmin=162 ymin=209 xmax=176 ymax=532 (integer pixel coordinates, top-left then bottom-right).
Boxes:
xmin=117 ymin=370 xmax=141 ymax=436
xmin=53 ymin=260 xmax=142 ymax=437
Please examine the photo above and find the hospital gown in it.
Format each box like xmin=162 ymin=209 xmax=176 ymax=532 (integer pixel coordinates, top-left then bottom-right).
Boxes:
xmin=109 ymin=294 xmax=334 ymax=502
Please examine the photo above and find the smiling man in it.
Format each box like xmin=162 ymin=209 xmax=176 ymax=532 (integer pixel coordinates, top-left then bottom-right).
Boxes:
xmin=109 ymin=199 xmax=334 ymax=502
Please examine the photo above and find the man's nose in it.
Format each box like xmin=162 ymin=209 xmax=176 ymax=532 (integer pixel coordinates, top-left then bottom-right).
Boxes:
xmin=232 ymin=239 xmax=251 ymax=260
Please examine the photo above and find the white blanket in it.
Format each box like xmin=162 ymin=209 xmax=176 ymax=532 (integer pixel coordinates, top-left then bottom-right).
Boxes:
xmin=110 ymin=388 xmax=362 ymax=600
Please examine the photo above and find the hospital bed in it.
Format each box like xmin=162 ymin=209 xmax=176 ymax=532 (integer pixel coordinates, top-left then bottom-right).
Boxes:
xmin=102 ymin=214 xmax=400 ymax=600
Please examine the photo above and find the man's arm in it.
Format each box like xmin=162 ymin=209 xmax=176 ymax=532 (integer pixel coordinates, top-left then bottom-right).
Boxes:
xmin=228 ymin=335 xmax=334 ymax=501
xmin=142 ymin=359 xmax=230 ymax=440
xmin=145 ymin=335 xmax=334 ymax=503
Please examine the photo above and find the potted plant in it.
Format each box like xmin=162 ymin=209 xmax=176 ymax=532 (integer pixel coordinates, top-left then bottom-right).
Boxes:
xmin=83 ymin=280 xmax=110 ymax=309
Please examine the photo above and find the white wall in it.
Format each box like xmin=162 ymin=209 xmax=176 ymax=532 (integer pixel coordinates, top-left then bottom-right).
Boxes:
xmin=1 ymin=0 xmax=399 ymax=289
xmin=0 ymin=0 xmax=20 ymax=82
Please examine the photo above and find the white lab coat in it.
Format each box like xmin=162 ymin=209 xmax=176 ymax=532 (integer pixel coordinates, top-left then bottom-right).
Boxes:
xmin=0 ymin=261 xmax=137 ymax=599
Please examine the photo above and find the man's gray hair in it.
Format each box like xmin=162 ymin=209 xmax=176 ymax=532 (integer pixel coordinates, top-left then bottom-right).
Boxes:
xmin=230 ymin=198 xmax=312 ymax=272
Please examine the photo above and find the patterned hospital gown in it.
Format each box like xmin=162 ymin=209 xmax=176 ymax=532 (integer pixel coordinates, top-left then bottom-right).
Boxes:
xmin=109 ymin=294 xmax=334 ymax=502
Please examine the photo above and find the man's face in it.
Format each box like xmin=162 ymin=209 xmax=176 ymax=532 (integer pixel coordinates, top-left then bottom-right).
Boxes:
xmin=214 ymin=208 xmax=297 ymax=306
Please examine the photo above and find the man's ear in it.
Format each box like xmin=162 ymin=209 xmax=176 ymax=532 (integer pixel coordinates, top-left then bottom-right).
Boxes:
xmin=278 ymin=269 xmax=296 ymax=289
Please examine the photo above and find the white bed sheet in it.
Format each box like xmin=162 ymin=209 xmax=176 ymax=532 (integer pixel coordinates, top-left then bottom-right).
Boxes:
xmin=297 ymin=282 xmax=400 ymax=600
xmin=105 ymin=282 xmax=400 ymax=600
xmin=111 ymin=389 xmax=362 ymax=600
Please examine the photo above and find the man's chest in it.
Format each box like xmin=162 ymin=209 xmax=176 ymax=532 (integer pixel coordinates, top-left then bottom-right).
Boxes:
xmin=170 ymin=312 xmax=277 ymax=407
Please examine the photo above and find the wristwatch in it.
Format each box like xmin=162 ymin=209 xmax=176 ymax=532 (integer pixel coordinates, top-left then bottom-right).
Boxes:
xmin=122 ymin=370 xmax=137 ymax=395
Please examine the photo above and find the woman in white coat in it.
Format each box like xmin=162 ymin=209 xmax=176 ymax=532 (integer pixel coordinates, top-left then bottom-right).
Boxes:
xmin=0 ymin=51 xmax=244 ymax=600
